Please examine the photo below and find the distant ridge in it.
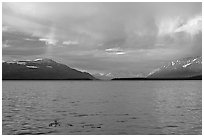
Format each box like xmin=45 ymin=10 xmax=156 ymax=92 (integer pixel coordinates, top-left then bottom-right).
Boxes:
xmin=3 ymin=56 xmax=202 ymax=80
xmin=3 ymin=58 xmax=96 ymax=80
xmin=112 ymin=75 xmax=202 ymax=80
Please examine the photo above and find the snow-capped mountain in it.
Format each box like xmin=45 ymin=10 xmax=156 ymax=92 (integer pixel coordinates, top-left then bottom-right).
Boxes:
xmin=147 ymin=56 xmax=202 ymax=78
xmin=3 ymin=58 xmax=96 ymax=80
xmin=93 ymin=72 xmax=114 ymax=80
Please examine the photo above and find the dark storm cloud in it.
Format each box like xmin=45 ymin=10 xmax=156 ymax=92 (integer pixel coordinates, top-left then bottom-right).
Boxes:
xmin=2 ymin=29 xmax=47 ymax=56
xmin=3 ymin=48 xmax=46 ymax=56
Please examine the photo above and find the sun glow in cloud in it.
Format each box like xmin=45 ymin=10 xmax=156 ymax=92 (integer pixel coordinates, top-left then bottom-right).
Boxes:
xmin=157 ymin=17 xmax=183 ymax=37
xmin=175 ymin=15 xmax=202 ymax=36
xmin=105 ymin=47 xmax=126 ymax=55
xmin=157 ymin=14 xmax=202 ymax=37
xmin=39 ymin=38 xmax=58 ymax=45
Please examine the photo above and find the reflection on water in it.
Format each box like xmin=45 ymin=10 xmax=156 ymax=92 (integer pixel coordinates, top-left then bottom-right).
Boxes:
xmin=2 ymin=81 xmax=202 ymax=135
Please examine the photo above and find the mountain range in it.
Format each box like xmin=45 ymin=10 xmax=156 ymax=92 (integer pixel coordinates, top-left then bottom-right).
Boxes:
xmin=147 ymin=56 xmax=202 ymax=79
xmin=2 ymin=56 xmax=202 ymax=80
xmin=113 ymin=56 xmax=202 ymax=80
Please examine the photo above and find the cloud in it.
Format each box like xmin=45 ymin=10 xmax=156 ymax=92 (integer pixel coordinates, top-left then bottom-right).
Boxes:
xmin=2 ymin=44 xmax=10 ymax=48
xmin=157 ymin=17 xmax=182 ymax=37
xmin=39 ymin=38 xmax=58 ymax=45
xmin=2 ymin=40 xmax=10 ymax=48
xmin=2 ymin=26 xmax=9 ymax=32
xmin=175 ymin=15 xmax=202 ymax=36
xmin=2 ymin=29 xmax=47 ymax=56
xmin=24 ymin=38 xmax=37 ymax=41
xmin=3 ymin=48 xmax=46 ymax=56
xmin=105 ymin=47 xmax=126 ymax=55
xmin=63 ymin=40 xmax=79 ymax=45
xmin=2 ymin=2 xmax=202 ymax=76
xmin=105 ymin=47 xmax=123 ymax=52
xmin=157 ymin=14 xmax=202 ymax=37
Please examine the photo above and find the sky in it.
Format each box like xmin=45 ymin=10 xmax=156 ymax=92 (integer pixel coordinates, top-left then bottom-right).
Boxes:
xmin=2 ymin=2 xmax=202 ymax=77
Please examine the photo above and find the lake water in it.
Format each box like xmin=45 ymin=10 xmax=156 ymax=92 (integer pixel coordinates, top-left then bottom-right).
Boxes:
xmin=2 ymin=81 xmax=202 ymax=135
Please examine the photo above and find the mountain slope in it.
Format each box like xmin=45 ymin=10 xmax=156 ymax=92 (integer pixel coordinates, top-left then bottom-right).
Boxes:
xmin=3 ymin=58 xmax=96 ymax=80
xmin=147 ymin=56 xmax=202 ymax=79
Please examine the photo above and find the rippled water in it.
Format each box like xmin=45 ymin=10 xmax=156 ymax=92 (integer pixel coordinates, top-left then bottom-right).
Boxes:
xmin=2 ymin=81 xmax=202 ymax=135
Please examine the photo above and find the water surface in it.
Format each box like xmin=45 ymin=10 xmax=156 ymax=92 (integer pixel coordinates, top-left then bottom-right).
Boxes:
xmin=2 ymin=81 xmax=202 ymax=135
